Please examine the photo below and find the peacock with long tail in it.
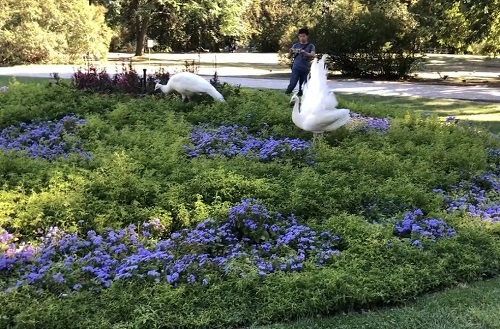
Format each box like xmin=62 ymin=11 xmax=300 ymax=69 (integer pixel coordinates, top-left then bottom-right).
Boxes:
xmin=291 ymin=54 xmax=350 ymax=142
xmin=155 ymin=71 xmax=225 ymax=102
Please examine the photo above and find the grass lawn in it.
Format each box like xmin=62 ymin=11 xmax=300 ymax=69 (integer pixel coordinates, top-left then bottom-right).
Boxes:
xmin=340 ymin=94 xmax=500 ymax=133
xmin=256 ymin=277 xmax=500 ymax=329
xmin=0 ymin=76 xmax=50 ymax=86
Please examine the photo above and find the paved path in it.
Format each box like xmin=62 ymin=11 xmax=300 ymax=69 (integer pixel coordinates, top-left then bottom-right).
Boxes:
xmin=0 ymin=65 xmax=499 ymax=102
xmin=209 ymin=76 xmax=500 ymax=102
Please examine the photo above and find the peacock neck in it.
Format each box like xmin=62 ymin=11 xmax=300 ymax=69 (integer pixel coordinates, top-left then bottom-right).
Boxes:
xmin=292 ymin=99 xmax=302 ymax=124
xmin=162 ymin=84 xmax=171 ymax=94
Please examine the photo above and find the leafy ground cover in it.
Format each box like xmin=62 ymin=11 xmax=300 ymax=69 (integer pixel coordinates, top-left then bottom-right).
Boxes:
xmin=1 ymin=82 xmax=500 ymax=328
xmin=2 ymin=74 xmax=499 ymax=130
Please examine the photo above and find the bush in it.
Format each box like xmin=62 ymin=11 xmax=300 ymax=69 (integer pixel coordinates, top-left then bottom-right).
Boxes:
xmin=0 ymin=0 xmax=113 ymax=65
xmin=1 ymin=84 xmax=500 ymax=328
xmin=72 ymin=62 xmax=171 ymax=94
xmin=70 ymin=61 xmax=237 ymax=98
xmin=310 ymin=0 xmax=423 ymax=78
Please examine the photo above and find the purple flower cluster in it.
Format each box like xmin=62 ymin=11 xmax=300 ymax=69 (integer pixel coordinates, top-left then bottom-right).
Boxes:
xmin=184 ymin=124 xmax=311 ymax=162
xmin=0 ymin=230 xmax=13 ymax=244
xmin=0 ymin=199 xmax=340 ymax=293
xmin=434 ymin=170 xmax=500 ymax=224
xmin=394 ymin=209 xmax=456 ymax=248
xmin=0 ymin=86 xmax=7 ymax=92
xmin=0 ymin=115 xmax=91 ymax=160
xmin=350 ymin=113 xmax=391 ymax=133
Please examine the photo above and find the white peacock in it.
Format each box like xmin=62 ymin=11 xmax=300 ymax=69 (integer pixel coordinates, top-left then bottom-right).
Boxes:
xmin=291 ymin=54 xmax=351 ymax=142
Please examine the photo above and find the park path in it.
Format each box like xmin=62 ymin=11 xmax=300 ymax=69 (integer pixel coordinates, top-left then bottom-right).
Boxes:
xmin=0 ymin=64 xmax=499 ymax=102
xmin=208 ymin=76 xmax=500 ymax=102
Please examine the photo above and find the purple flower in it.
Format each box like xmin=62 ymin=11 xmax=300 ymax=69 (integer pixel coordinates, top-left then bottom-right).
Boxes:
xmin=183 ymin=124 xmax=311 ymax=163
xmin=349 ymin=113 xmax=391 ymax=133
xmin=394 ymin=209 xmax=456 ymax=248
xmin=434 ymin=169 xmax=500 ymax=224
xmin=445 ymin=116 xmax=459 ymax=124
xmin=0 ymin=230 xmax=13 ymax=244
xmin=0 ymin=199 xmax=341 ymax=293
xmin=52 ymin=272 xmax=65 ymax=284
xmin=0 ymin=115 xmax=91 ymax=160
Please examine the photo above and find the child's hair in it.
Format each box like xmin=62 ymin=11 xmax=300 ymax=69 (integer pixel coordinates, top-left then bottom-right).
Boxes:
xmin=298 ymin=28 xmax=309 ymax=35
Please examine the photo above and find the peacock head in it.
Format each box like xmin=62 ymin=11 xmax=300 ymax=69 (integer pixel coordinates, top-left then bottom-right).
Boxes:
xmin=154 ymin=80 xmax=162 ymax=91
xmin=290 ymin=92 xmax=301 ymax=112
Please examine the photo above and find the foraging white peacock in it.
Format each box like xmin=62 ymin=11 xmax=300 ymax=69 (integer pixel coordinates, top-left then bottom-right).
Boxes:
xmin=154 ymin=72 xmax=225 ymax=102
xmin=291 ymin=54 xmax=350 ymax=142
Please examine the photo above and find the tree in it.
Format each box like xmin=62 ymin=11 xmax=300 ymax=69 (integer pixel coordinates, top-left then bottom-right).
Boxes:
xmin=149 ymin=0 xmax=254 ymax=52
xmin=124 ymin=0 xmax=174 ymax=56
xmin=410 ymin=0 xmax=500 ymax=53
xmin=244 ymin=0 xmax=324 ymax=53
xmin=0 ymin=0 xmax=113 ymax=65
xmin=312 ymin=0 xmax=422 ymax=78
xmin=106 ymin=0 xmax=252 ymax=55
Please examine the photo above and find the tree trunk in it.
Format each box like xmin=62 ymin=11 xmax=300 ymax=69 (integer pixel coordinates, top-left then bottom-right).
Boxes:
xmin=134 ymin=17 xmax=149 ymax=56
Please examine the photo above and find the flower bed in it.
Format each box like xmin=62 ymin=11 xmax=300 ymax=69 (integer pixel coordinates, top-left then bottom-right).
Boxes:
xmin=1 ymin=84 xmax=500 ymax=328
xmin=0 ymin=115 xmax=91 ymax=160
xmin=184 ymin=124 xmax=312 ymax=162
xmin=1 ymin=199 xmax=341 ymax=293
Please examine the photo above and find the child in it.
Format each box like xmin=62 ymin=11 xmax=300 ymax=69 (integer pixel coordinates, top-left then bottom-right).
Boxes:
xmin=285 ymin=28 xmax=316 ymax=96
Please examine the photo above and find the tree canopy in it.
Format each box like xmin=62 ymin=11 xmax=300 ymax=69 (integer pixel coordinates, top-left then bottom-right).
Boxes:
xmin=0 ymin=0 xmax=113 ymax=65
xmin=1 ymin=0 xmax=499 ymax=65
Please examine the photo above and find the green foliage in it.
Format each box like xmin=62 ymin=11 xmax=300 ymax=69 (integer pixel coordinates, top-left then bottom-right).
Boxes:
xmin=0 ymin=0 xmax=113 ymax=65
xmin=94 ymin=0 xmax=500 ymax=57
xmin=477 ymin=7 xmax=500 ymax=56
xmin=310 ymin=0 xmax=423 ymax=78
xmin=0 ymin=83 xmax=497 ymax=235
xmin=410 ymin=0 xmax=500 ymax=54
xmin=2 ymin=84 xmax=500 ymax=327
xmin=246 ymin=0 xmax=321 ymax=53
xmin=110 ymin=0 xmax=255 ymax=54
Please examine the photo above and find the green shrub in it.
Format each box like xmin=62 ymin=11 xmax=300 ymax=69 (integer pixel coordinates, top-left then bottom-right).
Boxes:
xmin=311 ymin=0 xmax=423 ymax=78
xmin=0 ymin=0 xmax=112 ymax=65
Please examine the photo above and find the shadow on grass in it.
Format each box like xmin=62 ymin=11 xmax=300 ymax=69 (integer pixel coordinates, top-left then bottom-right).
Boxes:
xmin=125 ymin=61 xmax=500 ymax=86
xmin=422 ymin=55 xmax=500 ymax=71
xmin=214 ymin=73 xmax=291 ymax=79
